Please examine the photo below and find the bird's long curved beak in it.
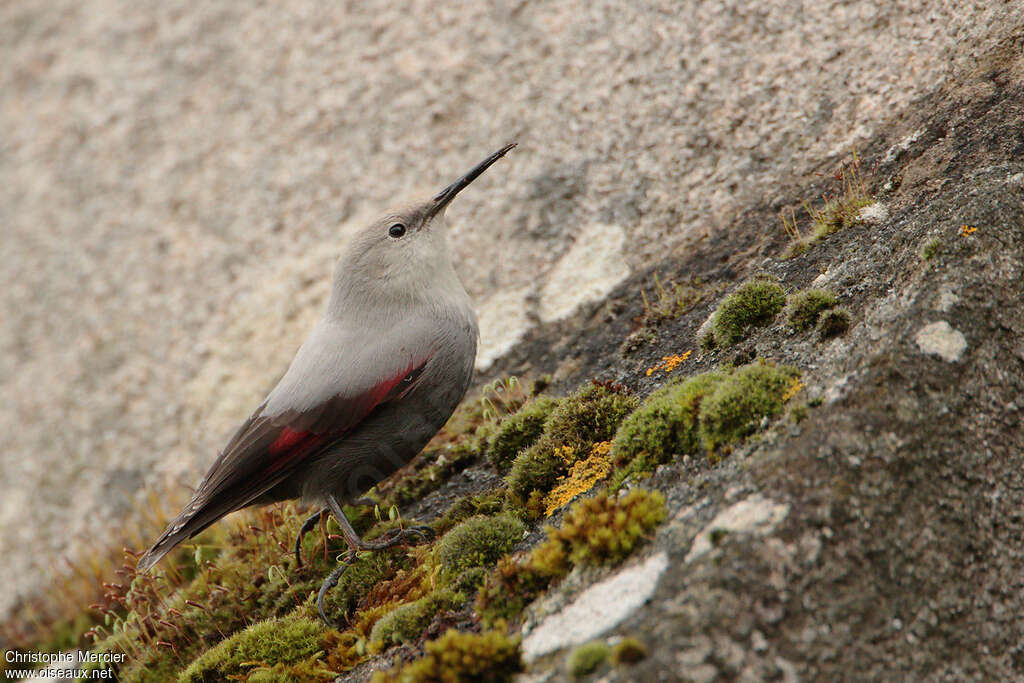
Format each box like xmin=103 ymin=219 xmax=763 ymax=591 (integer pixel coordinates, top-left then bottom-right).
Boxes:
xmin=427 ymin=143 xmax=516 ymax=219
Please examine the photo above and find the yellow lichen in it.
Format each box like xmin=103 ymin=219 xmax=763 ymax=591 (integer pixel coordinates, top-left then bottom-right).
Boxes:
xmin=544 ymin=442 xmax=614 ymax=517
xmin=555 ymin=444 xmax=576 ymax=464
xmin=959 ymin=224 xmax=978 ymax=236
xmin=781 ymin=377 xmax=805 ymax=402
xmin=645 ymin=350 xmax=692 ymax=376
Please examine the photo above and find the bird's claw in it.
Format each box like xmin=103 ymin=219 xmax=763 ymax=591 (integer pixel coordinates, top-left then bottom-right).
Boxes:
xmin=366 ymin=524 xmax=436 ymax=550
xmin=316 ymin=549 xmax=357 ymax=628
xmin=293 ymin=508 xmax=327 ymax=568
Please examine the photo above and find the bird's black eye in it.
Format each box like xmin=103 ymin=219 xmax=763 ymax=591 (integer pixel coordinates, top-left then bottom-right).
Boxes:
xmin=388 ymin=223 xmax=407 ymax=238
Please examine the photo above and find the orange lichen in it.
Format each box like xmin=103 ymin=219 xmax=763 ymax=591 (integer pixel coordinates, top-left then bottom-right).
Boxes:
xmin=959 ymin=224 xmax=978 ymax=236
xmin=544 ymin=442 xmax=614 ymax=516
xmin=645 ymin=351 xmax=692 ymax=376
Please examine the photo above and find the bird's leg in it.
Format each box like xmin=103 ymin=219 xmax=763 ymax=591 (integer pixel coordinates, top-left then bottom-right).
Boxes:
xmin=326 ymin=495 xmax=435 ymax=551
xmin=315 ymin=495 xmax=435 ymax=626
xmin=293 ymin=507 xmax=327 ymax=568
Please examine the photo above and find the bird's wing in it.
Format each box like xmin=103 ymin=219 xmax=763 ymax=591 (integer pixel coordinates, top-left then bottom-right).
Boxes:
xmin=138 ymin=319 xmax=434 ymax=570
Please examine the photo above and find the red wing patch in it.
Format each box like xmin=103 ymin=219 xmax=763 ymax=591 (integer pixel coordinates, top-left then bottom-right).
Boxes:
xmin=258 ymin=360 xmax=426 ymax=479
xmin=270 ymin=426 xmax=313 ymax=454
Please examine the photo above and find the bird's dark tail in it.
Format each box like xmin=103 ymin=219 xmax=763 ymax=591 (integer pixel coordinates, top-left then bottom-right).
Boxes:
xmin=136 ymin=497 xmax=228 ymax=571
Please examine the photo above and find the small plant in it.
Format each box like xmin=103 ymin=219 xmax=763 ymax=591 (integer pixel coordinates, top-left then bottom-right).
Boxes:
xmin=611 ymin=371 xmax=726 ymax=466
xmin=477 ymin=490 xmax=664 ymax=626
xmin=371 ymin=627 xmax=522 ymax=682
xmin=178 ymin=615 xmax=331 ymax=683
xmin=780 ymin=151 xmax=873 ymax=256
xmin=567 ymin=641 xmax=610 ymax=678
xmin=435 ymin=515 xmax=525 ymax=577
xmin=612 ymin=361 xmax=801 ymax=468
xmin=368 ymin=591 xmax=460 ymax=648
xmin=475 ymin=553 xmax=563 ymax=627
xmin=698 ymin=361 xmax=801 ymax=450
xmin=482 ymin=396 xmax=559 ymax=473
xmin=610 ymin=636 xmax=648 ymax=665
xmin=478 ymin=376 xmax=530 ymax=421
xmin=921 ymin=238 xmax=941 ymax=260
xmin=816 ymin=307 xmax=851 ymax=339
xmin=506 ymin=382 xmax=637 ymax=505
xmin=709 ymin=275 xmax=787 ymax=347
xmin=807 ymin=151 xmax=872 ymax=240
xmin=786 ymin=289 xmax=839 ymax=332
xmin=639 ymin=273 xmax=702 ymax=327
xmin=781 ymin=207 xmax=808 ymax=258
xmin=548 ymin=489 xmax=665 ymax=566
xmin=431 ymin=489 xmax=508 ymax=536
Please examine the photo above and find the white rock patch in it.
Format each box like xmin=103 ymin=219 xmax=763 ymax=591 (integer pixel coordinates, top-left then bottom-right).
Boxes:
xmin=686 ymin=495 xmax=790 ymax=563
xmin=539 ymin=222 xmax=630 ymax=323
xmin=934 ymin=287 xmax=960 ymax=313
xmin=858 ymin=202 xmax=889 ymax=224
xmin=915 ymin=321 xmax=967 ymax=362
xmin=521 ymin=552 xmax=669 ymax=661
xmin=475 ymin=285 xmax=532 ymax=370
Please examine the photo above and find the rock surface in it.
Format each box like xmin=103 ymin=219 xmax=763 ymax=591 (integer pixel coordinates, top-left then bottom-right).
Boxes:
xmin=1 ymin=2 xmax=1023 ymax=679
xmin=481 ymin=35 xmax=1024 ymax=680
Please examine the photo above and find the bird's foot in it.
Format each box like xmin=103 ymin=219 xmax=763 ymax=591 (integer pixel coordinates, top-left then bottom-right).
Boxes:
xmin=293 ymin=508 xmax=327 ymax=568
xmin=313 ymin=525 xmax=434 ymax=627
xmin=359 ymin=524 xmax=435 ymax=551
xmin=316 ymin=548 xmax=357 ymax=627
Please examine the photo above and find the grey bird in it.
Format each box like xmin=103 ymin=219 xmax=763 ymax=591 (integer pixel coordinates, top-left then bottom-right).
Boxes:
xmin=138 ymin=143 xmax=515 ymax=623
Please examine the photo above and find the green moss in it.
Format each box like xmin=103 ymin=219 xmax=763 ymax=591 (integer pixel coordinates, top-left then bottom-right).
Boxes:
xmin=451 ymin=567 xmax=489 ymax=594
xmin=610 ymin=637 xmax=648 ymax=665
xmin=507 ymin=383 xmax=637 ymax=502
xmin=483 ymin=396 xmax=559 ymax=473
xmin=506 ymin=447 xmax=565 ymax=503
xmin=698 ymin=361 xmax=800 ymax=450
xmin=610 ymin=372 xmax=727 ymax=466
xmin=178 ymin=615 xmax=328 ymax=683
xmin=816 ymin=307 xmax=851 ymax=340
xmin=372 ymin=627 xmax=522 ymax=682
xmin=431 ymin=489 xmax=509 ymax=536
xmin=369 ymin=591 xmax=460 ymax=648
xmin=567 ymin=641 xmax=610 ymax=678
xmin=541 ymin=382 xmax=638 ymax=458
xmin=244 ymin=661 xmax=337 ymax=682
xmin=786 ymin=289 xmax=838 ymax=332
xmin=435 ymin=514 xmax=525 ymax=576
xmin=921 ymin=238 xmax=942 ymax=260
xmin=548 ymin=490 xmax=665 ymax=565
xmin=611 ymin=361 xmax=800 ymax=472
xmin=711 ymin=276 xmax=786 ymax=347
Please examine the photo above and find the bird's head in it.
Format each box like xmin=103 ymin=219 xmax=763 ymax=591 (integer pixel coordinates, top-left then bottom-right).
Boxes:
xmin=330 ymin=143 xmax=515 ymax=313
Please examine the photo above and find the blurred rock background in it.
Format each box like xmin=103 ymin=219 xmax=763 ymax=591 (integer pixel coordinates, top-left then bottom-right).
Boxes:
xmin=0 ymin=0 xmax=1017 ymax=618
